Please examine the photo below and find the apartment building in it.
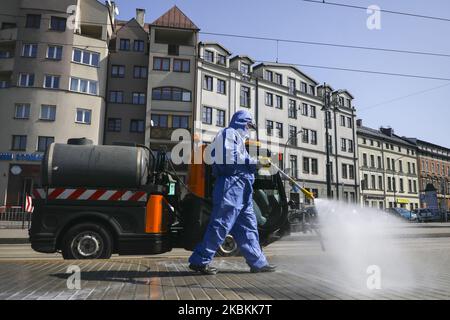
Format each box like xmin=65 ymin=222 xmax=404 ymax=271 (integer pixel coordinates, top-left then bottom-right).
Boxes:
xmin=104 ymin=9 xmax=149 ymax=145
xmin=403 ymin=138 xmax=450 ymax=210
xmin=357 ymin=121 xmax=420 ymax=210
xmin=0 ymin=0 xmax=114 ymax=206
xmin=195 ymin=43 xmax=359 ymax=203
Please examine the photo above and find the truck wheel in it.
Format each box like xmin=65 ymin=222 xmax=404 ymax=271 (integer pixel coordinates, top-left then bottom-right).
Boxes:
xmin=61 ymin=223 xmax=112 ymax=260
xmin=217 ymin=235 xmax=240 ymax=257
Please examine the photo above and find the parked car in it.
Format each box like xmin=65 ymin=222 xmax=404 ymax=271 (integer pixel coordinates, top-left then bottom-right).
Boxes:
xmin=413 ymin=208 xmax=442 ymax=222
xmin=387 ymin=207 xmax=417 ymax=221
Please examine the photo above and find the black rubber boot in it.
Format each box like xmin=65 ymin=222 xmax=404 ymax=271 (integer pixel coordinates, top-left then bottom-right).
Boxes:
xmin=189 ymin=264 xmax=218 ymax=275
xmin=250 ymin=264 xmax=277 ymax=273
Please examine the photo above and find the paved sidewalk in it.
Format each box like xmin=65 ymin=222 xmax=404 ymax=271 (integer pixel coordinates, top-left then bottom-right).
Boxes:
xmin=0 ymin=229 xmax=28 ymax=244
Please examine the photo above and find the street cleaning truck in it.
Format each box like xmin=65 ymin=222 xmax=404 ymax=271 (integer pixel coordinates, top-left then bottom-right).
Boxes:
xmin=29 ymin=139 xmax=315 ymax=259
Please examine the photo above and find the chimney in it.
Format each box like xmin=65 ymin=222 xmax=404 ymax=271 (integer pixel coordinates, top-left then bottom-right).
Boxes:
xmin=356 ymin=119 xmax=362 ymax=127
xmin=136 ymin=8 xmax=145 ymax=27
xmin=380 ymin=127 xmax=394 ymax=137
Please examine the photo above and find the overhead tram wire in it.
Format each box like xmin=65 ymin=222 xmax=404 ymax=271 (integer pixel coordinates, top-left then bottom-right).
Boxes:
xmin=301 ymin=0 xmax=450 ymax=23
xmin=1 ymin=13 xmax=450 ymax=58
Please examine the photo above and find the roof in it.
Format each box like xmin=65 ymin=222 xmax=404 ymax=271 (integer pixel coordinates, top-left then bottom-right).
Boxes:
xmin=115 ymin=18 xmax=150 ymax=33
xmin=357 ymin=126 xmax=416 ymax=147
xmin=253 ymin=62 xmax=318 ymax=84
xmin=151 ymin=6 xmax=199 ymax=31
xmin=230 ymin=55 xmax=255 ymax=64
xmin=199 ymin=42 xmax=231 ymax=55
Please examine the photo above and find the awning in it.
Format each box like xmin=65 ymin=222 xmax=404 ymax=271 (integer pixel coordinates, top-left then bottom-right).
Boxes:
xmin=396 ymin=198 xmax=410 ymax=204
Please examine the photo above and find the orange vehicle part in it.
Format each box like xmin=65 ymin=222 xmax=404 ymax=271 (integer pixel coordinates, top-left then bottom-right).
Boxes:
xmin=187 ymin=144 xmax=206 ymax=198
xmin=145 ymin=195 xmax=168 ymax=233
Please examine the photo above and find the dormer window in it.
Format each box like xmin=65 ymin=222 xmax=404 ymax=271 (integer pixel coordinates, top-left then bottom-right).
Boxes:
xmin=240 ymin=62 xmax=250 ymax=75
xmin=265 ymin=70 xmax=273 ymax=82
xmin=217 ymin=54 xmax=226 ymax=65
xmin=204 ymin=50 xmax=214 ymax=63
xmin=275 ymin=73 xmax=282 ymax=85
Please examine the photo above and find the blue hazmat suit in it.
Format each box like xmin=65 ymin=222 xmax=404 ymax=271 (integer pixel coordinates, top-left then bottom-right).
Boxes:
xmin=188 ymin=110 xmax=268 ymax=269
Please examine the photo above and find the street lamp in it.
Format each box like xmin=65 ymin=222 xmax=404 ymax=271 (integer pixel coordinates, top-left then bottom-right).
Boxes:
xmin=321 ymin=85 xmax=343 ymax=199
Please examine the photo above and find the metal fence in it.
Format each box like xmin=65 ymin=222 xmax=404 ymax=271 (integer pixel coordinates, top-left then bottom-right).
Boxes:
xmin=0 ymin=206 xmax=32 ymax=229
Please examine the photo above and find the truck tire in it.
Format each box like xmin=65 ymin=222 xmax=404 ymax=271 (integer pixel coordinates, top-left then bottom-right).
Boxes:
xmin=217 ymin=235 xmax=240 ymax=257
xmin=61 ymin=223 xmax=112 ymax=260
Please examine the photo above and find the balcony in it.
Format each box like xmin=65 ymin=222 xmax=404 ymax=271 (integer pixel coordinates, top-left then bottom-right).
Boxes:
xmin=150 ymin=127 xmax=191 ymax=141
xmin=0 ymin=28 xmax=17 ymax=42
xmin=0 ymin=58 xmax=14 ymax=72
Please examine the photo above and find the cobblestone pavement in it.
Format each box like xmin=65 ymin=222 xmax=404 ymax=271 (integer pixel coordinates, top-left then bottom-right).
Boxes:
xmin=0 ymin=233 xmax=450 ymax=300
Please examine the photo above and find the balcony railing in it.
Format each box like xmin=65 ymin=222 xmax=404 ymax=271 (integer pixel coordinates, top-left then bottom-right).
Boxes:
xmin=0 ymin=28 xmax=17 ymax=42
xmin=150 ymin=127 xmax=191 ymax=140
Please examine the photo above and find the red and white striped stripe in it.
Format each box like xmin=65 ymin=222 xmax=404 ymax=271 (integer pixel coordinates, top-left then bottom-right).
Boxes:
xmin=25 ymin=194 xmax=34 ymax=213
xmin=32 ymin=188 xmax=147 ymax=202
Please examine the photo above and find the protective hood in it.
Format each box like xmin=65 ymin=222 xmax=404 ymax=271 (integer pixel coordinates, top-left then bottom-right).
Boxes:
xmin=229 ymin=110 xmax=253 ymax=138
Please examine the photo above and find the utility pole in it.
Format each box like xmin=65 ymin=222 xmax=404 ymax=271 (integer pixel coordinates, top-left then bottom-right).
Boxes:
xmin=322 ymin=83 xmax=332 ymax=199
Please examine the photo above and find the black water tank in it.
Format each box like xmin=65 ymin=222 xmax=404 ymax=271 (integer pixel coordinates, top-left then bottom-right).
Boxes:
xmin=42 ymin=143 xmax=150 ymax=188
xmin=67 ymin=137 xmax=93 ymax=145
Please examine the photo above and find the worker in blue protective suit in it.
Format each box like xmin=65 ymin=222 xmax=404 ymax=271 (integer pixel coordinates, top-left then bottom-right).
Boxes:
xmin=188 ymin=110 xmax=276 ymax=275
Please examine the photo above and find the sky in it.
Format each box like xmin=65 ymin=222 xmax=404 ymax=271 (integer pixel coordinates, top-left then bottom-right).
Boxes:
xmin=112 ymin=0 xmax=450 ymax=148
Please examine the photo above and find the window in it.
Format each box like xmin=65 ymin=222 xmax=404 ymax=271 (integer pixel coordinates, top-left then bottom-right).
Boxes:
xmin=168 ymin=44 xmax=179 ymax=56
xmin=378 ymin=176 xmax=383 ymax=190
xmin=266 ymin=120 xmax=274 ymax=136
xmin=371 ymin=175 xmax=376 ymax=190
xmin=302 ymin=129 xmax=309 ymax=143
xmin=133 ymin=40 xmax=145 ymax=52
xmin=72 ymin=49 xmax=100 ymax=67
xmin=341 ymin=138 xmax=347 ymax=152
xmin=14 ymin=104 xmax=30 ymax=119
xmin=70 ymin=77 xmax=98 ymax=95
xmin=37 ymin=136 xmax=54 ymax=152
xmin=119 ymin=39 xmax=131 ymax=51
xmin=347 ymin=117 xmax=352 ymax=128
xmin=240 ymin=86 xmax=250 ymax=107
xmin=289 ymin=126 xmax=298 ymax=146
xmin=311 ymin=158 xmax=318 ymax=175
xmin=265 ymin=70 xmax=273 ymax=82
xmin=310 ymin=130 xmax=317 ymax=145
xmin=265 ymin=92 xmax=273 ymax=106
xmin=339 ymin=97 xmax=345 ymax=106
xmin=153 ymin=57 xmax=170 ymax=71
xmin=203 ymin=75 xmax=213 ymax=91
xmin=111 ymin=65 xmax=125 ymax=78
xmin=107 ymin=118 xmax=121 ymax=132
xmin=340 ymin=115 xmax=346 ymax=126
xmin=2 ymin=22 xmax=16 ymax=29
xmin=132 ymin=92 xmax=146 ymax=105
xmin=151 ymin=114 xmax=168 ymax=128
xmin=301 ymin=103 xmax=308 ymax=116
xmin=303 ymin=157 xmax=310 ymax=174
xmin=276 ymin=122 xmax=283 ymax=138
xmin=217 ymin=54 xmax=226 ymax=65
xmin=40 ymin=105 xmax=56 ymax=121
xmin=47 ymin=46 xmax=62 ymax=60
xmin=0 ymin=80 xmax=9 ymax=88
xmin=202 ymin=106 xmax=212 ymax=124
xmin=173 ymin=59 xmax=190 ymax=72
xmin=349 ymin=165 xmax=355 ymax=180
xmin=290 ymin=155 xmax=298 ymax=178
xmin=130 ymin=119 xmax=145 ymax=132
xmin=216 ymin=110 xmax=226 ymax=127
xmin=300 ymin=82 xmax=307 ymax=93
xmin=363 ymin=153 xmax=368 ymax=167
xmin=310 ymin=105 xmax=316 ymax=118
xmin=275 ymin=95 xmax=283 ymax=109
xmin=370 ymin=155 xmax=375 ymax=168
xmin=408 ymin=180 xmax=412 ymax=193
xmin=377 ymin=156 xmax=382 ymax=169
xmin=240 ymin=63 xmax=249 ymax=75
xmin=22 ymin=44 xmax=37 ymax=58
xmin=133 ymin=66 xmax=148 ymax=78
xmin=18 ymin=73 xmax=34 ymax=87
xmin=217 ymin=79 xmax=226 ymax=94
xmin=288 ymin=78 xmax=296 ymax=95
xmin=275 ymin=73 xmax=282 ymax=85
xmin=172 ymin=116 xmax=189 ymax=129
xmin=26 ymin=14 xmax=41 ymax=28
xmin=308 ymin=85 xmax=315 ymax=96
xmin=12 ymin=135 xmax=27 ymax=151
xmin=342 ymin=164 xmax=348 ymax=179
xmin=400 ymin=178 xmax=404 ymax=193
xmin=75 ymin=108 xmax=91 ymax=124
xmin=348 ymin=140 xmax=354 ymax=153
xmin=50 ymin=16 xmax=66 ymax=31
xmin=204 ymin=50 xmax=214 ymax=62
xmin=0 ymin=50 xmax=10 ymax=59
xmin=288 ymin=100 xmax=297 ymax=119
xmin=109 ymin=91 xmax=124 ymax=103
xmin=152 ymin=87 xmax=191 ymax=102
xmin=43 ymin=75 xmax=60 ymax=89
